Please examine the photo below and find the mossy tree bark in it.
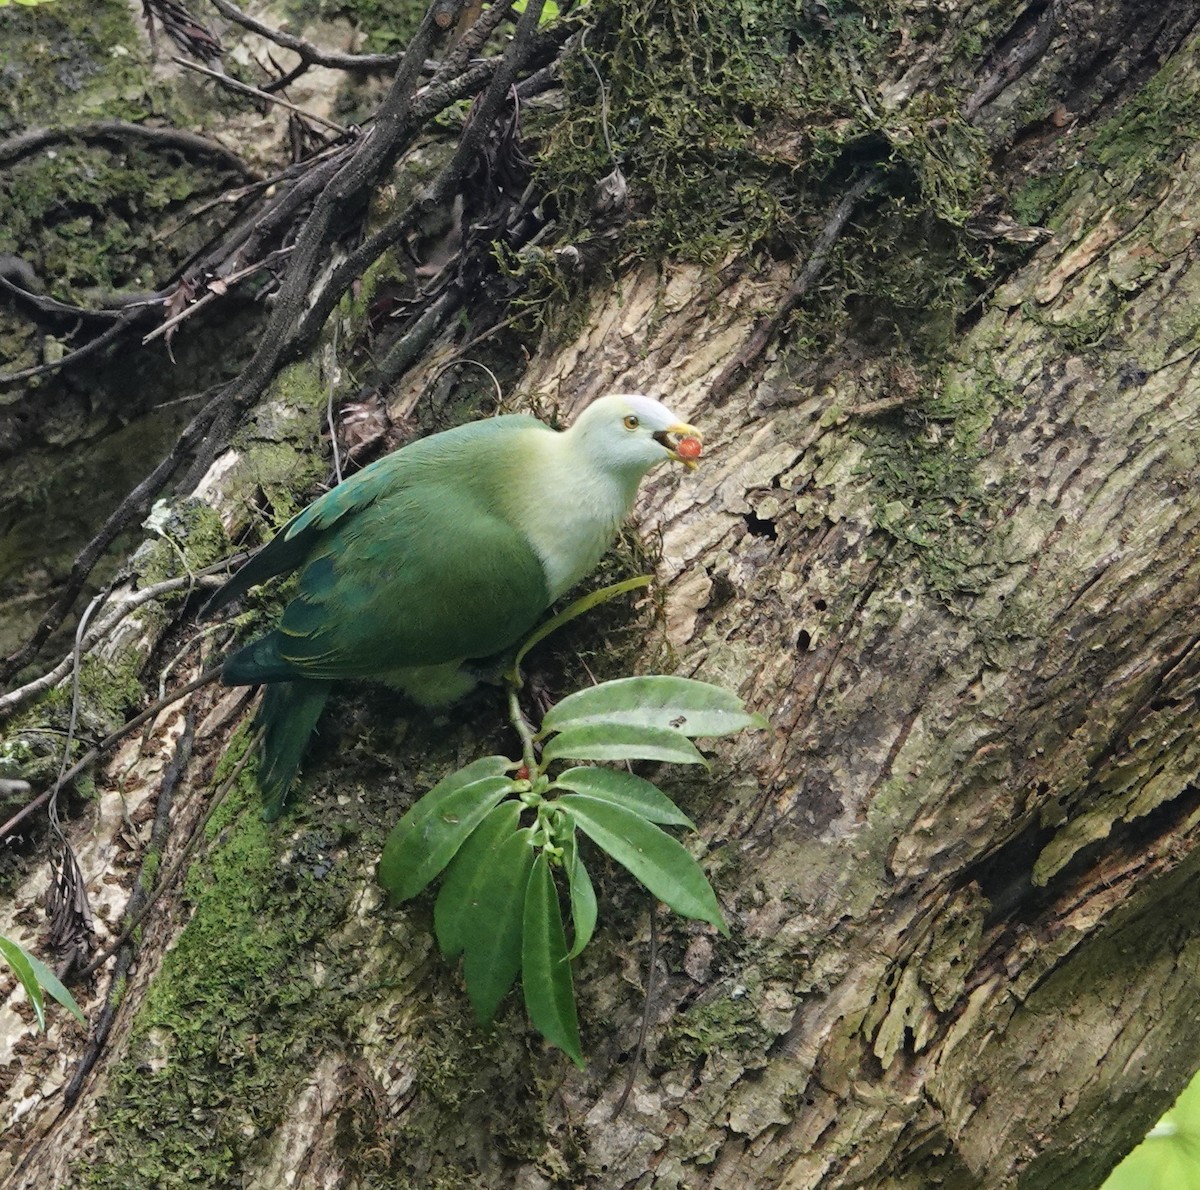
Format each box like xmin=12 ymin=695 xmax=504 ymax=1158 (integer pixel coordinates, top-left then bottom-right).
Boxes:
xmin=3 ymin=1 xmax=1200 ymax=1188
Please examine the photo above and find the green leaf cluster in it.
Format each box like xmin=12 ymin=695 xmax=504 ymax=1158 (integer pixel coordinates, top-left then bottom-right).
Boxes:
xmin=1104 ymin=1071 xmax=1200 ymax=1190
xmin=378 ymin=675 xmax=765 ymax=1066
xmin=0 ymin=934 xmax=85 ymax=1030
xmin=513 ymin=0 xmax=564 ymax=21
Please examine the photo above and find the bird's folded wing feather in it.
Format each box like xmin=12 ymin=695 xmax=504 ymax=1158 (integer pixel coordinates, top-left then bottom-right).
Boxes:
xmin=201 ymin=414 xmax=546 ymax=618
xmin=273 ymin=478 xmax=549 ymax=678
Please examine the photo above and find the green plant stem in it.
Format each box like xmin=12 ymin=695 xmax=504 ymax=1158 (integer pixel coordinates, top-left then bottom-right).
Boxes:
xmin=507 ymin=684 xmax=539 ymax=774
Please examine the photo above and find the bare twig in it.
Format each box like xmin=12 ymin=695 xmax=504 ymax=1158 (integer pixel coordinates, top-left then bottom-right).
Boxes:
xmin=0 ymin=120 xmax=254 ymax=176
xmin=43 ymin=595 xmax=111 ymax=965
xmin=612 ymin=901 xmax=659 ymax=1120
xmin=171 ymin=56 xmax=352 ymax=135
xmin=0 ymin=665 xmax=225 ymax=843
xmin=452 ymin=310 xmax=522 ymax=358
xmin=709 ymin=169 xmax=882 ymax=405
xmin=0 ymin=273 xmax=130 ymax=322
xmin=183 ymin=147 xmax=351 ymax=289
xmin=0 ymin=559 xmax=240 ymax=719
xmin=0 ymin=307 xmax=151 ymax=386
xmin=141 ymin=246 xmax=294 ymax=345
xmin=578 ymin=27 xmax=614 ymax=161
xmin=207 ymin=0 xmax=412 ymax=74
xmin=428 ymin=0 xmax=516 ymax=83
xmin=373 ymin=290 xmax=462 ymax=390
xmin=142 ymin=0 xmax=223 ymax=62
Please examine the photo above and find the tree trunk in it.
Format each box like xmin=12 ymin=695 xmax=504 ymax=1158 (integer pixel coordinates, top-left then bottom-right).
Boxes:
xmin=4 ymin=2 xmax=1200 ymax=1188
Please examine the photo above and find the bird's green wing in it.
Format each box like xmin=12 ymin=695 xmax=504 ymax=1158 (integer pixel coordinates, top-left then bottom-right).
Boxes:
xmin=272 ymin=476 xmax=550 ymax=678
xmin=202 ymin=414 xmax=545 ymax=618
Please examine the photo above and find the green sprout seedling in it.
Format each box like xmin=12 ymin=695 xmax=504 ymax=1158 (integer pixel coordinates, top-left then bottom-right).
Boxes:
xmin=377 ymin=580 xmax=767 ymax=1065
xmin=0 ymin=934 xmax=85 ymax=1032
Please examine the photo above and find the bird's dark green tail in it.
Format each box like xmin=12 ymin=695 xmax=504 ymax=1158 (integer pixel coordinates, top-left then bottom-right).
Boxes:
xmin=254 ymin=679 xmax=332 ymax=820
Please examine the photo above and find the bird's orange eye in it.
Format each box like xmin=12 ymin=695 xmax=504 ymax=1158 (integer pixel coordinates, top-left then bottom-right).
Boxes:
xmin=623 ymin=414 xmax=639 ymax=430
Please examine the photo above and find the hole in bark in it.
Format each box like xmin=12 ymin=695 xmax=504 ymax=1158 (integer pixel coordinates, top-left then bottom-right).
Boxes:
xmin=813 ymin=598 xmax=827 ymax=611
xmin=797 ymin=629 xmax=812 ymax=651
xmin=972 ymin=819 xmax=1056 ymax=925
xmin=706 ymin=569 xmax=738 ymax=609
xmin=1118 ymin=361 xmax=1149 ymax=390
xmin=744 ymin=511 xmax=777 ymax=540
xmin=971 ymin=783 xmax=1200 ymax=928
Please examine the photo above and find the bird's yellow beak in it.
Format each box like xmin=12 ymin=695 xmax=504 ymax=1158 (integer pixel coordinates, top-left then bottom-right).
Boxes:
xmin=655 ymin=423 xmax=703 ymax=471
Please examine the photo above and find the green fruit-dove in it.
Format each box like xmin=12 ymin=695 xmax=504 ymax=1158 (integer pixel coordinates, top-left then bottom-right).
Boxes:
xmin=204 ymin=394 xmax=702 ymax=818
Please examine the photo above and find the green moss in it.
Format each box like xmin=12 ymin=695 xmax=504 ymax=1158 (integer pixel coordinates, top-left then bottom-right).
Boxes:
xmin=135 ymin=500 xmax=232 ymax=588
xmin=1010 ymin=171 xmax=1067 ymax=229
xmin=857 ymin=353 xmax=1012 ymax=599
xmin=0 ymin=145 xmax=221 ymax=298
xmin=82 ymin=737 xmax=360 ymax=1189
xmin=659 ymin=987 xmax=769 ymax=1066
xmin=0 ymin=0 xmax=242 ymax=305
xmin=0 ymin=0 xmax=146 ymax=132
xmin=515 ymin=0 xmax=998 ymax=356
xmin=227 ymin=361 xmax=330 ymax=526
xmin=138 ymin=849 xmax=161 ymax=892
xmin=338 ymin=248 xmax=409 ymax=328
xmin=1008 ymin=34 xmax=1200 ymax=235
xmin=76 ymin=647 xmax=146 ymax=736
xmin=1087 ymin=39 xmax=1200 ymax=189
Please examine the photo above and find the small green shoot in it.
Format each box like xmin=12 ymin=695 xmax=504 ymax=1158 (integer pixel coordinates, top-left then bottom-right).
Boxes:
xmin=379 ymin=585 xmax=766 ymax=1065
xmin=512 ymin=0 xmax=564 ymax=24
xmin=507 ymin=575 xmax=651 ymax=682
xmin=0 ymin=935 xmax=85 ymax=1031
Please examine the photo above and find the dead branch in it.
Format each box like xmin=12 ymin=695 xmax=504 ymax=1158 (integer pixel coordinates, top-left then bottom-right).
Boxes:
xmin=0 ymin=272 xmax=134 ymax=322
xmin=0 ymin=557 xmax=245 ymax=720
xmin=208 ymin=0 xmax=415 ymax=76
xmin=0 ymin=120 xmax=254 ymax=176
xmin=1 ymin=0 xmax=570 ymax=679
xmin=709 ymin=169 xmax=883 ymax=405
xmin=173 ymin=56 xmax=352 ymax=135
xmin=141 ymin=247 xmax=293 ymax=345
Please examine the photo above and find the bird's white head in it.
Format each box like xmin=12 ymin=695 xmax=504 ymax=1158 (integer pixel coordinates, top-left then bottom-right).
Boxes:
xmin=567 ymin=393 xmax=703 ymax=477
